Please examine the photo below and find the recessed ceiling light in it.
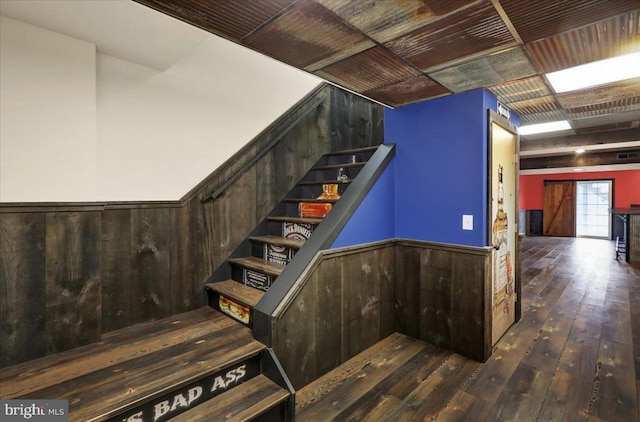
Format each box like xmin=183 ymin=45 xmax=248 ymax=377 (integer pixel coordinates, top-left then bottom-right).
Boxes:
xmin=575 ymin=148 xmax=585 ymax=154
xmin=546 ymin=52 xmax=640 ymax=93
xmin=519 ymin=120 xmax=571 ymax=136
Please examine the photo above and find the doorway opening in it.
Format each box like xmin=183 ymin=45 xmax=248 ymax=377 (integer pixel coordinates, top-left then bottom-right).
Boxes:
xmin=576 ymin=180 xmax=612 ymax=239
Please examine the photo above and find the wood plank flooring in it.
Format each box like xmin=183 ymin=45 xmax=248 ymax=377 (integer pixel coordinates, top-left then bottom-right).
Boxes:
xmin=296 ymin=237 xmax=640 ymax=421
xmin=0 ymin=307 xmax=266 ymax=422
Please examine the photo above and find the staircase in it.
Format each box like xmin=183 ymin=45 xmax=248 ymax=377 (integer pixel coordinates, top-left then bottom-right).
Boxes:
xmin=0 ymin=146 xmax=386 ymax=422
xmin=0 ymin=308 xmax=294 ymax=422
xmin=205 ymin=146 xmax=380 ymax=327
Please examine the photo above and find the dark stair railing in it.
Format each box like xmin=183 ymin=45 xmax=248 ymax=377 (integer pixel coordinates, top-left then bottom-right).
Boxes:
xmin=252 ymin=144 xmax=395 ymax=344
xmin=203 ymin=142 xmax=395 ymax=340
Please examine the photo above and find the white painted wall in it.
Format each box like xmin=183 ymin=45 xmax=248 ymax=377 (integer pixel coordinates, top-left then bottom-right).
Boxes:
xmin=96 ymin=36 xmax=321 ymax=201
xmin=0 ymin=9 xmax=321 ymax=202
xmin=0 ymin=16 xmax=97 ymax=202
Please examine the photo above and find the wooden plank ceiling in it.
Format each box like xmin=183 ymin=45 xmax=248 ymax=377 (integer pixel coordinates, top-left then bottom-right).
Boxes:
xmin=135 ymin=0 xmax=640 ymax=170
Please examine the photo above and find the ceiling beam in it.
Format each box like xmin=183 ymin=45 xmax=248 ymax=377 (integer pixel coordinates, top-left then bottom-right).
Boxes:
xmin=520 ymin=141 xmax=640 ymax=157
xmin=521 ymin=128 xmax=640 ymax=151
xmin=520 ymin=149 xmax=640 ymax=170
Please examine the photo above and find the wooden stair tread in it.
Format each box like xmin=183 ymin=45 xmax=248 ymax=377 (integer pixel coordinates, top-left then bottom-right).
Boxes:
xmin=206 ymin=280 xmax=265 ymax=308
xmin=0 ymin=307 xmax=221 ymax=388
xmin=0 ymin=307 xmax=229 ymax=397
xmin=1 ymin=309 xmax=266 ymax=422
xmin=313 ymin=162 xmax=366 ymax=170
xmin=326 ymin=145 xmax=379 ymax=155
xmin=249 ymin=235 xmax=304 ymax=250
xmin=299 ymin=179 xmax=353 ymax=185
xmin=228 ymin=256 xmax=285 ymax=277
xmin=171 ymin=375 xmax=289 ymax=422
xmin=268 ymin=216 xmax=323 ymax=225
xmin=285 ymin=197 xmax=339 ymax=203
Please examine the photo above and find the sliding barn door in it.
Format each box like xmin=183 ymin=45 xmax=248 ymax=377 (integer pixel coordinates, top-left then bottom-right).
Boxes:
xmin=543 ymin=181 xmax=576 ymax=237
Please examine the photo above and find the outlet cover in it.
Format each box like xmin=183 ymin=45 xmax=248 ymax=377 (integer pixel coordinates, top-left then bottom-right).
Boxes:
xmin=462 ymin=215 xmax=473 ymax=230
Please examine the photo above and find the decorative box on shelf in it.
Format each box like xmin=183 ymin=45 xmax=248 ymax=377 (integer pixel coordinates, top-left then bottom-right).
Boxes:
xmin=298 ymin=183 xmax=340 ymax=218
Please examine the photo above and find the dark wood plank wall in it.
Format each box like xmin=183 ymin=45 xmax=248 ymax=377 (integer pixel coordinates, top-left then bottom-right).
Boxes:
xmin=0 ymin=213 xmax=47 ymax=366
xmin=271 ymin=239 xmax=492 ymax=389
xmin=631 ymin=214 xmax=640 ymax=264
xmin=0 ymin=85 xmax=383 ymax=367
xmin=45 ymin=212 xmax=102 ymax=354
xmin=396 ymin=240 xmax=492 ymax=362
xmin=272 ymin=241 xmax=397 ymax=389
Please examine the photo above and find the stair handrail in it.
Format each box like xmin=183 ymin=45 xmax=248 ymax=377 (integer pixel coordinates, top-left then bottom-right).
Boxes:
xmin=201 ymin=86 xmax=328 ymax=203
xmin=252 ymin=143 xmax=396 ymax=344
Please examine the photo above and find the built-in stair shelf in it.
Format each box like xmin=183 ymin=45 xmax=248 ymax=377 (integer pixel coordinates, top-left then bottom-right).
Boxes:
xmin=204 ymin=145 xmax=394 ymax=329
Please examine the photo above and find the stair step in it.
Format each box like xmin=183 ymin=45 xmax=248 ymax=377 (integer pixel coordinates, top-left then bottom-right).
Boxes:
xmin=299 ymin=179 xmax=353 ymax=185
xmin=312 ymin=162 xmax=366 ymax=170
xmin=325 ymin=145 xmax=379 ymax=155
xmin=285 ymin=197 xmax=339 ymax=203
xmin=0 ymin=308 xmax=265 ymax=422
xmin=268 ymin=216 xmax=323 ymax=225
xmin=206 ymin=280 xmax=264 ymax=308
xmin=249 ymin=235 xmax=304 ymax=250
xmin=228 ymin=257 xmax=285 ymax=277
xmin=170 ymin=375 xmax=290 ymax=422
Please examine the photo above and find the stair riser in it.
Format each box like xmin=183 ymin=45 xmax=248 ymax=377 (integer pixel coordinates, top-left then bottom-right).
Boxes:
xmin=310 ymin=169 xmax=361 ymax=183
xmin=299 ymin=182 xmax=350 ymax=197
xmin=112 ymin=356 xmax=261 ymax=422
xmin=252 ymin=243 xmax=297 ymax=265
xmin=281 ymin=221 xmax=316 ymax=240
xmin=253 ymin=403 xmax=288 ymax=422
xmin=232 ymin=268 xmax=275 ymax=291
xmin=326 ymin=150 xmax=375 ymax=166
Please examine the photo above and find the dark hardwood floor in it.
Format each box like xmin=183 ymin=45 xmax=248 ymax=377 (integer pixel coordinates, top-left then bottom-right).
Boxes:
xmin=296 ymin=236 xmax=640 ymax=421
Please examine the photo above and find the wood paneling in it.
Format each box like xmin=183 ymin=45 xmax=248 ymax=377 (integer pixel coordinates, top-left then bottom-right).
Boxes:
xmin=272 ymin=242 xmax=396 ymax=389
xmin=130 ymin=208 xmax=172 ymax=322
xmin=452 ymin=252 xmax=492 ymax=360
xmin=0 ymin=85 xmax=384 ymax=367
xmin=631 ymin=214 xmax=640 ymax=264
xmin=329 ymin=86 xmax=384 ymax=151
xmin=102 ymin=209 xmax=132 ymax=331
xmin=394 ymin=245 xmax=420 ymax=338
xmin=271 ymin=239 xmax=492 ymax=389
xmin=0 ymin=213 xmax=46 ymax=367
xmin=45 ymin=212 xmax=101 ymax=354
xmin=396 ymin=240 xmax=492 ymax=362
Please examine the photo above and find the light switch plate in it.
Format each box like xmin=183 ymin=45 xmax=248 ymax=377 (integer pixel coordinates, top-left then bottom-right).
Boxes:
xmin=462 ymin=215 xmax=473 ymax=230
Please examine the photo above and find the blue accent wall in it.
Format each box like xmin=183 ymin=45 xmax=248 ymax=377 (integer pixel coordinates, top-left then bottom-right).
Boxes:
xmin=387 ymin=88 xmax=513 ymax=247
xmin=329 ymin=88 xmax=519 ymax=249
xmin=330 ymin=159 xmax=396 ymax=249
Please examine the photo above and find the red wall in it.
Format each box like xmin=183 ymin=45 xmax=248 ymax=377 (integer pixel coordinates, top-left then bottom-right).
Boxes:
xmin=519 ymin=170 xmax=640 ymax=209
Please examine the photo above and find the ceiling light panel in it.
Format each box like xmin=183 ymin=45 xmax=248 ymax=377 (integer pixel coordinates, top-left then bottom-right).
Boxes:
xmin=519 ymin=120 xmax=571 ymax=135
xmin=547 ymin=52 xmax=640 ymax=93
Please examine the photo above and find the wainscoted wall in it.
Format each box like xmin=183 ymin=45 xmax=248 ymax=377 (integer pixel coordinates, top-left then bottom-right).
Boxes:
xmin=270 ymin=239 xmax=492 ymax=389
xmin=396 ymin=240 xmax=492 ymax=362
xmin=271 ymin=241 xmax=396 ymax=389
xmin=0 ymin=85 xmax=384 ymax=367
